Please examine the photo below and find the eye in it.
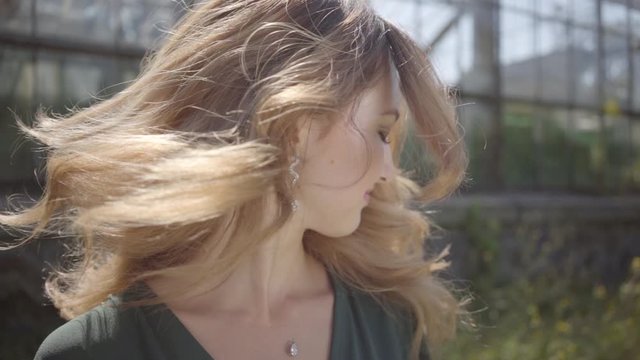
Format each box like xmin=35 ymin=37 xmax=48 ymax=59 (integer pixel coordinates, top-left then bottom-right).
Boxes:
xmin=378 ymin=130 xmax=391 ymax=144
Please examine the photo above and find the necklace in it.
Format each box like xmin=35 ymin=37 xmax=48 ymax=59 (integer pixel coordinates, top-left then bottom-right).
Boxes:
xmin=286 ymin=339 xmax=299 ymax=357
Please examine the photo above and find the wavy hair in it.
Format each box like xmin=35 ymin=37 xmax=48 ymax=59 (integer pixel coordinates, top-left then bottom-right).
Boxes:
xmin=0 ymin=0 xmax=468 ymax=358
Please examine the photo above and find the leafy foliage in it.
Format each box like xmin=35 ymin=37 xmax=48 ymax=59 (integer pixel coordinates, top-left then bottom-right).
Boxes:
xmin=440 ymin=209 xmax=640 ymax=360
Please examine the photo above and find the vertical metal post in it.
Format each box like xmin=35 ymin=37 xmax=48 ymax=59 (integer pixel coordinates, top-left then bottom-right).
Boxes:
xmin=596 ymin=0 xmax=606 ymax=192
xmin=627 ymin=0 xmax=634 ymax=112
xmin=533 ymin=0 xmax=541 ymax=190
xmin=567 ymin=0 xmax=577 ymax=189
xmin=29 ymin=0 xmax=38 ymax=172
xmin=625 ymin=0 xmax=634 ymax=191
xmin=415 ymin=0 xmax=422 ymax=48
xmin=30 ymin=0 xmax=37 ymax=121
xmin=492 ymin=0 xmax=503 ymax=190
xmin=471 ymin=0 xmax=503 ymax=190
xmin=30 ymin=0 xmax=36 ymax=36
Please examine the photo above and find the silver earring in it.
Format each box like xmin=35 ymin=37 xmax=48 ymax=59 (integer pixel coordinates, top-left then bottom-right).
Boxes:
xmin=289 ymin=155 xmax=300 ymax=212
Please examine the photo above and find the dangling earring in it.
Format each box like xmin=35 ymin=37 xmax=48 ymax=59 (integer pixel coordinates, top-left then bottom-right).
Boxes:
xmin=288 ymin=155 xmax=300 ymax=212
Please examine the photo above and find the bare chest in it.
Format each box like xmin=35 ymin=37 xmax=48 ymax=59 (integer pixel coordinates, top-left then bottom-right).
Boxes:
xmin=172 ymin=295 xmax=335 ymax=360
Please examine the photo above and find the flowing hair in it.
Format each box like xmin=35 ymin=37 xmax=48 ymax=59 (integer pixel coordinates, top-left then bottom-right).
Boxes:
xmin=0 ymin=0 xmax=468 ymax=358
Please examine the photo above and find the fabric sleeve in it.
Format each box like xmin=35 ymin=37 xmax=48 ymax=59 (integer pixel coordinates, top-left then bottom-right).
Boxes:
xmin=419 ymin=338 xmax=431 ymax=360
xmin=33 ymin=319 xmax=93 ymax=360
xmin=403 ymin=309 xmax=431 ymax=360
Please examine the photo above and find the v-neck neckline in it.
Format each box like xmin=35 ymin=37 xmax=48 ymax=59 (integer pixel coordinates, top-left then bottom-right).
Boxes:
xmin=126 ymin=269 xmax=345 ymax=360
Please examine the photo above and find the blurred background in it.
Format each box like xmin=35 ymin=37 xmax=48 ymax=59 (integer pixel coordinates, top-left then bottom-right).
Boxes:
xmin=1 ymin=0 xmax=639 ymax=359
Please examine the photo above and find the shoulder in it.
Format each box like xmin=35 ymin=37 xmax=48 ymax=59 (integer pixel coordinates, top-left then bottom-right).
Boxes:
xmin=34 ymin=317 xmax=91 ymax=360
xmin=351 ymin=291 xmax=431 ymax=359
xmin=34 ymin=296 xmax=138 ymax=360
xmin=334 ymin=276 xmax=430 ymax=359
xmin=340 ymin=281 xmax=412 ymax=333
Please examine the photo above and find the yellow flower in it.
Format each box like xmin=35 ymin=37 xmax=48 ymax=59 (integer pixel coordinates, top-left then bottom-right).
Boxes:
xmin=593 ymin=284 xmax=607 ymax=299
xmin=558 ymin=297 xmax=571 ymax=311
xmin=555 ymin=321 xmax=572 ymax=334
xmin=631 ymin=257 xmax=640 ymax=273
xmin=527 ymin=304 xmax=541 ymax=327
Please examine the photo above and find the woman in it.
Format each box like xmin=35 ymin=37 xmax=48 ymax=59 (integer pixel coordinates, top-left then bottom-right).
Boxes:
xmin=1 ymin=0 xmax=468 ymax=359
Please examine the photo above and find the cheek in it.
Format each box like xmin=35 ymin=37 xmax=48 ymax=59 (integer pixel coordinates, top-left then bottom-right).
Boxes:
xmin=303 ymin=129 xmax=372 ymax=188
xmin=296 ymin=129 xmax=375 ymax=235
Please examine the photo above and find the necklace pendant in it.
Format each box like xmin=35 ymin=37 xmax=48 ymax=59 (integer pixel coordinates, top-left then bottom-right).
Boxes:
xmin=286 ymin=339 xmax=299 ymax=357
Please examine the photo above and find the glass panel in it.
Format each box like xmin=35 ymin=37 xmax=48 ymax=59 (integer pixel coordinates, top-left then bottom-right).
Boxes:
xmin=631 ymin=121 xmax=640 ymax=190
xmin=572 ymin=0 xmax=597 ymax=27
xmin=430 ymin=16 xmax=461 ymax=85
xmin=634 ymin=48 xmax=640 ymax=111
xmin=119 ymin=0 xmax=148 ymax=45
xmin=1 ymin=54 xmax=33 ymax=111
xmin=631 ymin=8 xmax=640 ymax=40
xmin=62 ymin=57 xmax=105 ymax=103
xmin=142 ymin=0 xmax=176 ymax=5
xmin=99 ymin=58 xmax=137 ymax=96
xmin=371 ymin=0 xmax=420 ymax=46
xmin=604 ymin=33 xmax=629 ymax=107
xmin=34 ymin=51 xmax=123 ymax=111
xmin=122 ymin=58 xmax=141 ymax=81
xmin=539 ymin=108 xmax=571 ymax=187
xmin=633 ymin=9 xmax=640 ymax=112
xmin=501 ymin=10 xmax=536 ymax=99
xmin=572 ymin=27 xmax=598 ymax=106
xmin=119 ymin=2 xmax=175 ymax=48
xmin=0 ymin=117 xmax=36 ymax=182
xmin=35 ymin=0 xmax=115 ymax=43
xmin=501 ymin=0 xmax=535 ymax=12
xmin=602 ymin=0 xmax=628 ymax=33
xmin=0 ymin=47 xmax=36 ymax=182
xmin=503 ymin=103 xmax=536 ymax=189
xmin=571 ymin=110 xmax=601 ymax=190
xmin=538 ymin=20 xmax=569 ymax=56
xmin=460 ymin=5 xmax=497 ymax=95
xmin=418 ymin=2 xmax=458 ymax=49
xmin=35 ymin=55 xmax=63 ymax=105
xmin=539 ymin=20 xmax=569 ymax=103
xmin=74 ymin=56 xmax=124 ymax=106
xmin=459 ymin=13 xmax=474 ymax=84
xmin=457 ymin=99 xmax=496 ymax=191
xmin=538 ymin=0 xmax=571 ymax=20
xmin=459 ymin=12 xmax=487 ymax=94
xmin=0 ymin=48 xmax=34 ymax=103
xmin=603 ymin=115 xmax=632 ymax=192
xmin=0 ymin=0 xmax=33 ymax=33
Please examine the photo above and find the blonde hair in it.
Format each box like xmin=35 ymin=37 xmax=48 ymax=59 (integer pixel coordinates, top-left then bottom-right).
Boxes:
xmin=0 ymin=0 xmax=468 ymax=358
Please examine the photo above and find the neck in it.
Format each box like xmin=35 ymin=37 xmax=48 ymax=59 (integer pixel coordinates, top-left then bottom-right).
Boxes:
xmin=149 ymin=205 xmax=331 ymax=325
xmin=210 ymin=215 xmax=328 ymax=323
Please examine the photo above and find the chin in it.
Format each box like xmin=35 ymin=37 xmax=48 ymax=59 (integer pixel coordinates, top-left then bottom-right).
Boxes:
xmin=318 ymin=214 xmax=362 ymax=238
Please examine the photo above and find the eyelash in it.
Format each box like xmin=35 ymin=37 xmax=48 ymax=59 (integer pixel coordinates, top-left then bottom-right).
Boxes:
xmin=378 ymin=130 xmax=391 ymax=144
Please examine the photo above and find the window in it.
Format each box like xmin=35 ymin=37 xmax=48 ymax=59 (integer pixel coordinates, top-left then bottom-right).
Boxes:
xmin=501 ymin=10 xmax=536 ymax=100
xmin=503 ymin=103 xmax=536 ymax=189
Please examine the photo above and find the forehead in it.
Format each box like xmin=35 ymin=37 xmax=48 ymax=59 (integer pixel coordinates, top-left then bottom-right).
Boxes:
xmin=353 ymin=66 xmax=403 ymax=123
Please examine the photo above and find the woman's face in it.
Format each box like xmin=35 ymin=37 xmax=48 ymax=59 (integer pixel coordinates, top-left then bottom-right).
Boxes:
xmin=295 ymin=66 xmax=402 ymax=237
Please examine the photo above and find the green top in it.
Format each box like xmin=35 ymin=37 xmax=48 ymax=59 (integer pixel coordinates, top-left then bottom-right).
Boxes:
xmin=34 ymin=271 xmax=430 ymax=359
